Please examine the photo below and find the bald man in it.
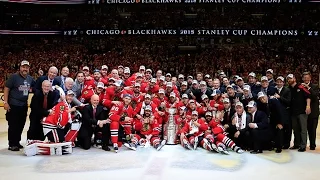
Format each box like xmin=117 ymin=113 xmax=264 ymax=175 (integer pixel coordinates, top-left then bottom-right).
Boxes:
xmin=78 ymin=95 xmax=111 ymax=151
xmin=34 ymin=66 xmax=61 ymax=92
xmin=28 ymin=80 xmax=60 ymax=141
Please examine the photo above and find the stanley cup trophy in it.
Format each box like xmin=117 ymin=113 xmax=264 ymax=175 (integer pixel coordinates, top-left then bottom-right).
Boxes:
xmin=164 ymin=108 xmax=177 ymax=145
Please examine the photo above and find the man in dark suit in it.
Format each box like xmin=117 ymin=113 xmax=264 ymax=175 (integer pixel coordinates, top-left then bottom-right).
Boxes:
xmin=72 ymin=71 xmax=85 ymax=99
xmin=222 ymin=98 xmax=235 ymax=128
xmin=257 ymin=92 xmax=286 ymax=153
xmin=78 ymin=94 xmax=111 ymax=151
xmin=260 ymin=76 xmax=276 ymax=97
xmin=275 ymin=76 xmax=292 ymax=149
xmin=302 ymin=72 xmax=319 ymax=150
xmin=247 ymin=101 xmax=270 ymax=154
xmin=54 ymin=66 xmax=70 ymax=91
xmin=27 ymin=80 xmax=59 ymax=140
xmin=229 ymin=102 xmax=252 ymax=150
xmin=34 ymin=66 xmax=61 ymax=92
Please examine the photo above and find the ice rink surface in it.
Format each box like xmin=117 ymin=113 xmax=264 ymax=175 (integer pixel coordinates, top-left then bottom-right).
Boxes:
xmin=0 ymin=109 xmax=319 ymax=180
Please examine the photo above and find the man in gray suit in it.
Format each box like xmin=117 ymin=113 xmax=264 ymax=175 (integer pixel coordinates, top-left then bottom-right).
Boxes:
xmin=72 ymin=71 xmax=85 ymax=99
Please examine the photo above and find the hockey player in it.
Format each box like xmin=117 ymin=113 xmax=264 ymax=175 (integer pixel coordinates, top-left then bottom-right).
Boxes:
xmin=130 ymin=105 xmax=166 ymax=151
xmin=127 ymin=82 xmax=144 ymax=109
xmin=208 ymin=111 xmax=244 ymax=154
xmin=108 ymin=94 xmax=135 ymax=153
xmin=42 ymin=90 xmax=81 ymax=144
xmin=79 ymin=82 xmax=105 ymax=104
xmin=174 ymin=106 xmax=190 ymax=144
xmin=180 ymin=111 xmax=208 ymax=150
xmin=102 ymin=81 xmax=128 ymax=108
xmin=141 ymin=78 xmax=160 ymax=96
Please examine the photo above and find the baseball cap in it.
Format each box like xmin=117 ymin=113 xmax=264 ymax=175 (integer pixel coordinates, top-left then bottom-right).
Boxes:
xmin=243 ymin=85 xmax=251 ymax=91
xmin=248 ymin=72 xmax=256 ymax=78
xmin=211 ymin=89 xmax=221 ymax=96
xmin=226 ymin=85 xmax=233 ymax=90
xmin=181 ymin=81 xmax=188 ymax=86
xmin=180 ymin=106 xmax=187 ymax=111
xmin=201 ymin=94 xmax=208 ymax=100
xmin=286 ymin=74 xmax=294 ymax=79
xmin=166 ymin=82 xmax=173 ymax=87
xmin=66 ymin=90 xmax=75 ymax=96
xmin=192 ymin=80 xmax=198 ymax=85
xmin=257 ymin=92 xmax=265 ymax=99
xmin=178 ymin=74 xmax=184 ymax=79
xmin=139 ymin=65 xmax=145 ymax=70
xmin=276 ymin=76 xmax=285 ymax=82
xmin=21 ymin=60 xmax=30 ymax=66
xmin=118 ymin=65 xmax=124 ymax=69
xmin=160 ymin=76 xmax=165 ymax=81
xmin=187 ymin=76 xmax=193 ymax=79
xmin=169 ymin=92 xmax=176 ymax=97
xmin=145 ymin=94 xmax=151 ymax=99
xmin=205 ymin=111 xmax=212 ymax=117
xmin=223 ymin=98 xmax=230 ymax=103
xmin=189 ymin=100 xmax=195 ymax=104
xmin=182 ymin=94 xmax=188 ymax=99
xmin=145 ymin=105 xmax=152 ymax=111
xmin=123 ymin=94 xmax=132 ymax=99
xmin=261 ymin=76 xmax=268 ymax=82
xmin=192 ymin=111 xmax=198 ymax=115
xmin=204 ymin=74 xmax=210 ymax=78
xmin=151 ymin=78 xmax=157 ymax=83
xmin=108 ymin=77 xmax=116 ymax=82
xmin=134 ymin=83 xmax=141 ymax=87
xmin=101 ymin=65 xmax=108 ymax=70
xmin=200 ymin=81 xmax=206 ymax=86
xmin=93 ymin=69 xmax=100 ymax=73
xmin=82 ymin=66 xmax=89 ymax=71
xmin=247 ymin=101 xmax=257 ymax=108
xmin=114 ymin=81 xmax=121 ymax=87
xmin=235 ymin=102 xmax=243 ymax=107
xmin=219 ymin=72 xmax=225 ymax=76
xmin=124 ymin=69 xmax=130 ymax=74
xmin=146 ymin=69 xmax=152 ymax=73
xmin=266 ymin=69 xmax=274 ymax=74
xmin=166 ymin=73 xmax=171 ymax=77
xmin=136 ymin=73 xmax=143 ymax=78
xmin=97 ymin=82 xmax=105 ymax=88
xmin=236 ymin=77 xmax=243 ymax=82
xmin=158 ymin=89 xmax=165 ymax=94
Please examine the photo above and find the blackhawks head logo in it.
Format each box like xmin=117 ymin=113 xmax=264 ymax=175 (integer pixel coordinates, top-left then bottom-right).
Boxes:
xmin=122 ymin=112 xmax=128 ymax=117
xmin=113 ymin=96 xmax=120 ymax=101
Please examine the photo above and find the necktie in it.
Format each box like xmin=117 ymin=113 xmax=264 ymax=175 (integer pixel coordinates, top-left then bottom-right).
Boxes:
xmin=93 ymin=107 xmax=96 ymax=120
xmin=80 ymin=83 xmax=83 ymax=92
xmin=43 ymin=94 xmax=48 ymax=109
xmin=225 ymin=110 xmax=229 ymax=123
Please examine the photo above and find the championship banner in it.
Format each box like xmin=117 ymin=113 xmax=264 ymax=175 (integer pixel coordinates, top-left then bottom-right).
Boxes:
xmin=1 ymin=0 xmax=85 ymax=4
xmin=1 ymin=29 xmax=319 ymax=37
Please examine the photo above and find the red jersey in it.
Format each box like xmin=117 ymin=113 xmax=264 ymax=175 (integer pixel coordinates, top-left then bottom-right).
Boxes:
xmin=42 ymin=101 xmax=71 ymax=129
xmin=174 ymin=115 xmax=190 ymax=135
xmin=109 ymin=102 xmax=135 ymax=135
xmin=136 ymin=116 xmax=160 ymax=136
xmin=181 ymin=118 xmax=208 ymax=136
xmin=141 ymin=84 xmax=160 ymax=95
xmin=102 ymin=86 xmax=128 ymax=108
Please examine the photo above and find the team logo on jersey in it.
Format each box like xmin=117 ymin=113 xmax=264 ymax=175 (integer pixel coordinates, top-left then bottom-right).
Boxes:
xmin=114 ymin=96 xmax=120 ymax=101
xmin=84 ymin=91 xmax=88 ymax=94
xmin=60 ymin=106 xmax=65 ymax=111
xmin=131 ymin=100 xmax=137 ymax=109
xmin=142 ymin=123 xmax=150 ymax=132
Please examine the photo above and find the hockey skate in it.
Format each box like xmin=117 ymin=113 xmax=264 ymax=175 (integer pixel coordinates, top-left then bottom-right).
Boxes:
xmin=183 ymin=139 xmax=193 ymax=150
xmin=211 ymin=143 xmax=219 ymax=153
xmin=113 ymin=143 xmax=119 ymax=153
xmin=235 ymin=146 xmax=244 ymax=154
xmin=124 ymin=142 xmax=137 ymax=151
xmin=202 ymin=138 xmax=213 ymax=151
xmin=193 ymin=136 xmax=199 ymax=150
xmin=24 ymin=140 xmax=72 ymax=156
xmin=156 ymin=140 xmax=167 ymax=151
xmin=218 ymin=146 xmax=230 ymax=155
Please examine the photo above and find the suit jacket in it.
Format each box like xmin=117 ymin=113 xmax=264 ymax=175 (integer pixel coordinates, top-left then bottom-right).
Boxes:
xmin=79 ymin=104 xmax=109 ymax=138
xmin=34 ymin=76 xmax=61 ymax=92
xmin=278 ymin=86 xmax=291 ymax=108
xmin=252 ymin=110 xmax=269 ymax=130
xmin=308 ymin=83 xmax=320 ymax=119
xmin=222 ymin=107 xmax=236 ymax=126
xmin=257 ymin=99 xmax=286 ymax=126
xmin=260 ymin=86 xmax=276 ymax=97
xmin=29 ymin=90 xmax=59 ymax=121
xmin=72 ymin=80 xmax=84 ymax=98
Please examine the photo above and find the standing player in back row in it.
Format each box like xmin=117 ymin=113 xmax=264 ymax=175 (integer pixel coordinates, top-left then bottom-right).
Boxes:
xmin=4 ymin=60 xmax=35 ymax=151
